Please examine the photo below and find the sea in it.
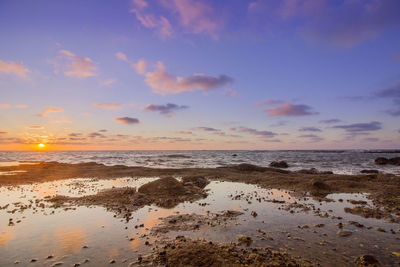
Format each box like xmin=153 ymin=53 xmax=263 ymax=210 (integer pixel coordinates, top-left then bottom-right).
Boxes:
xmin=0 ymin=150 xmax=399 ymax=175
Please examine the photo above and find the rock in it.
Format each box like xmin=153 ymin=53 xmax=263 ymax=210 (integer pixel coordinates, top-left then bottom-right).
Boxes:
xmin=236 ymin=235 xmax=252 ymax=246
xmin=269 ymin=161 xmax=289 ymax=168
xmin=349 ymin=221 xmax=364 ymax=228
xmin=337 ymin=229 xmax=353 ymax=237
xmin=375 ymin=157 xmax=400 ymax=166
xmin=109 ymin=259 xmax=115 ymax=264
xmin=296 ymin=168 xmax=318 ymax=174
xmin=139 ymin=177 xmax=186 ymax=196
xmin=30 ymin=258 xmax=38 ymax=262
xmin=375 ymin=157 xmax=388 ymax=165
xmin=355 ymin=255 xmax=380 ymax=266
xmin=51 ymin=262 xmax=63 ymax=267
xmin=181 ymin=176 xmax=209 ymax=189
xmin=251 ymin=211 xmax=258 ymax=217
xmin=232 ymin=154 xmax=237 ymax=157
xmin=376 ymin=227 xmax=386 ymax=233
xmin=361 ymin=169 xmax=379 ymax=174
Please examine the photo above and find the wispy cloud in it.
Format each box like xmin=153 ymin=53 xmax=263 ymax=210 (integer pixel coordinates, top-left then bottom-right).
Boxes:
xmin=224 ymin=88 xmax=239 ymax=97
xmin=333 ymin=121 xmax=382 ymax=133
xmin=249 ymin=0 xmax=400 ymax=47
xmin=115 ymin=52 xmax=147 ymax=74
xmin=191 ymin=127 xmax=220 ymax=132
xmin=114 ymin=117 xmax=140 ymax=125
xmin=257 ymin=100 xmax=317 ymax=117
xmin=0 ymin=60 xmax=30 ymax=78
xmin=26 ymin=125 xmax=44 ymax=130
xmin=162 ymin=0 xmax=222 ymax=39
xmin=38 ymin=106 xmax=64 ymax=117
xmin=319 ymin=119 xmax=341 ymax=124
xmin=298 ymin=134 xmax=324 ymax=142
xmin=55 ymin=50 xmax=97 ymax=78
xmin=230 ymin=127 xmax=277 ymax=138
xmin=145 ymin=61 xmax=232 ymax=95
xmin=99 ymin=79 xmax=116 ymax=87
xmin=144 ymin=103 xmax=188 ymax=117
xmin=1 ymin=104 xmax=29 ymax=109
xmin=299 ymin=127 xmax=321 ymax=132
xmin=130 ymin=0 xmax=222 ymax=39
xmin=130 ymin=0 xmax=173 ymax=39
xmin=375 ymin=81 xmax=400 ymax=116
xmin=93 ymin=103 xmax=120 ymax=110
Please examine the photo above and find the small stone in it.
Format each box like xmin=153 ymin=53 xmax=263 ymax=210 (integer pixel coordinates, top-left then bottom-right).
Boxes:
xmin=355 ymin=255 xmax=379 ymax=266
xmin=30 ymin=258 xmax=38 ymax=262
xmin=337 ymin=229 xmax=353 ymax=237
xmin=109 ymin=259 xmax=115 ymax=264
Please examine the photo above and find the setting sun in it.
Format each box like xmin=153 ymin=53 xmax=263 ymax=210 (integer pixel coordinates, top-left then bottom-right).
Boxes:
xmin=38 ymin=143 xmax=45 ymax=148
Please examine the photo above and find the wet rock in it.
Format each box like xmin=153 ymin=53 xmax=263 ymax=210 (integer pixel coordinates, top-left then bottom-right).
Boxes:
xmin=269 ymin=161 xmax=289 ymax=168
xmin=355 ymin=255 xmax=380 ymax=266
xmin=360 ymin=169 xmax=379 ymax=174
xmin=375 ymin=157 xmax=400 ymax=166
xmin=231 ymin=163 xmax=267 ymax=172
xmin=349 ymin=221 xmax=364 ymax=228
xmin=140 ymin=237 xmax=309 ymax=266
xmin=337 ymin=229 xmax=353 ymax=237
xmin=237 ymin=235 xmax=252 ymax=246
xmin=181 ymin=176 xmax=209 ymax=189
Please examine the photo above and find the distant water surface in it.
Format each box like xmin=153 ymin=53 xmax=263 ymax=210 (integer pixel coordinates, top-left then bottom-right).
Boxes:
xmin=0 ymin=150 xmax=399 ymax=175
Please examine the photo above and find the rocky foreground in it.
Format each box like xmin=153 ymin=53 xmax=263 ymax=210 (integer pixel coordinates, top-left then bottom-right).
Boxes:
xmin=1 ymin=161 xmax=399 ymax=222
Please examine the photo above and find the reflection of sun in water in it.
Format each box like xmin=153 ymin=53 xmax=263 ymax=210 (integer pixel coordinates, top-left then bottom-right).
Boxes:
xmin=38 ymin=143 xmax=45 ymax=148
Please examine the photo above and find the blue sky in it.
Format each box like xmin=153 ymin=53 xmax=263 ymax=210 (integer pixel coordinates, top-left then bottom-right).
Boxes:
xmin=0 ymin=0 xmax=400 ymax=150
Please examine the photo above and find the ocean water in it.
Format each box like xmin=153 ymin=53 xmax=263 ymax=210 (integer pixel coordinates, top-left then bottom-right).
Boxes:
xmin=0 ymin=150 xmax=399 ymax=175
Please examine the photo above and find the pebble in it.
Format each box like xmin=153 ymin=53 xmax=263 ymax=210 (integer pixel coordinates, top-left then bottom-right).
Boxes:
xmin=337 ymin=229 xmax=353 ymax=237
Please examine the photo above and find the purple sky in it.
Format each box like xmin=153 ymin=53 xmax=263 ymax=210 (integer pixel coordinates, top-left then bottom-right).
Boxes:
xmin=0 ymin=0 xmax=400 ymax=150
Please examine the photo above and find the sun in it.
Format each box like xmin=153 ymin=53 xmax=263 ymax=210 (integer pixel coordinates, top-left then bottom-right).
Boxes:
xmin=37 ymin=143 xmax=46 ymax=148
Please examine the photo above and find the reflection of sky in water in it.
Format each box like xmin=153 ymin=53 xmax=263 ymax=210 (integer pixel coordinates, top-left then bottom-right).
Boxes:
xmin=0 ymin=178 xmax=399 ymax=266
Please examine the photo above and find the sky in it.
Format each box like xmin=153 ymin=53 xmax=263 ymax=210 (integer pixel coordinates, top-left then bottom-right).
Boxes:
xmin=0 ymin=0 xmax=400 ymax=150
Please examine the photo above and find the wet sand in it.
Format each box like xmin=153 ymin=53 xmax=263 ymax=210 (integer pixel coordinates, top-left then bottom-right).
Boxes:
xmin=0 ymin=162 xmax=399 ymax=266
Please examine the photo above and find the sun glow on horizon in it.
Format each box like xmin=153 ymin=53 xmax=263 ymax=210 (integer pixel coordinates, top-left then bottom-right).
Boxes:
xmin=37 ymin=143 xmax=46 ymax=149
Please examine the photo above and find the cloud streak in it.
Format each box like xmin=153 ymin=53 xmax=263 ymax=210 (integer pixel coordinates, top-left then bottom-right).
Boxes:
xmin=114 ymin=117 xmax=140 ymax=125
xmin=258 ymin=100 xmax=317 ymax=117
xmin=0 ymin=60 xmax=30 ymax=78
xmin=56 ymin=50 xmax=96 ymax=78
xmin=145 ymin=61 xmax=232 ymax=95
xmin=93 ymin=103 xmax=120 ymax=110
xmin=38 ymin=106 xmax=64 ymax=117
xmin=144 ymin=103 xmax=188 ymax=116
xmin=333 ymin=121 xmax=382 ymax=133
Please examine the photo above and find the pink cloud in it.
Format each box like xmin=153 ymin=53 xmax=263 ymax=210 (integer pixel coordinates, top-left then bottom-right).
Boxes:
xmin=26 ymin=125 xmax=44 ymax=129
xmin=0 ymin=60 xmax=30 ymax=78
xmin=261 ymin=101 xmax=317 ymax=116
xmin=56 ymin=50 xmax=96 ymax=78
xmin=93 ymin=103 xmax=120 ymax=109
xmin=165 ymin=0 xmax=222 ymax=38
xmin=131 ymin=0 xmax=174 ymax=39
xmin=145 ymin=61 xmax=232 ymax=94
xmin=38 ymin=106 xmax=64 ymax=117
xmin=99 ymin=79 xmax=116 ymax=87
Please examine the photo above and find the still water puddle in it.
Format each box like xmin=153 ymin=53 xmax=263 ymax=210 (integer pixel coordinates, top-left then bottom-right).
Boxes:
xmin=0 ymin=177 xmax=399 ymax=266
